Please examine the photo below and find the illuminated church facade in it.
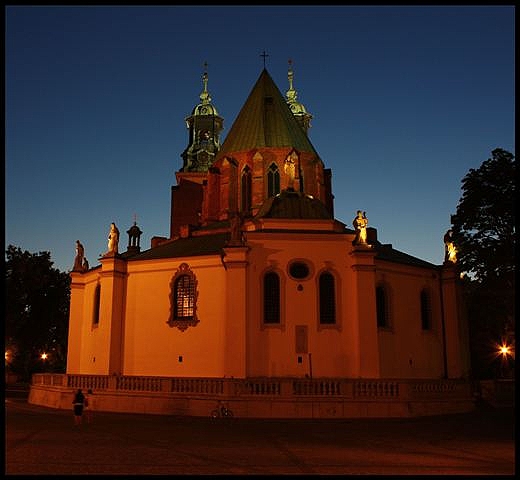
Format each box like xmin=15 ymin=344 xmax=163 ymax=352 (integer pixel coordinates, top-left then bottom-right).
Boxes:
xmin=66 ymin=65 xmax=470 ymax=383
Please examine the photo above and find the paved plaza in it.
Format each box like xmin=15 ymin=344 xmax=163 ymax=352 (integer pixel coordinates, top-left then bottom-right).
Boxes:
xmin=5 ymin=395 xmax=515 ymax=475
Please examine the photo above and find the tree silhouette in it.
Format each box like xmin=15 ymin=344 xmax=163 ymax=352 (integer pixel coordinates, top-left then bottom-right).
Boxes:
xmin=5 ymin=245 xmax=70 ymax=381
xmin=450 ymin=148 xmax=515 ymax=379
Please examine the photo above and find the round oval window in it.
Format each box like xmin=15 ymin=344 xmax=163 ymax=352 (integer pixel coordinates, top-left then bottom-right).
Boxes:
xmin=289 ymin=262 xmax=310 ymax=280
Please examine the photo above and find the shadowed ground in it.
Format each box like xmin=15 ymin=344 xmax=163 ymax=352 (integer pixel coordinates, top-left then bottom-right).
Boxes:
xmin=5 ymin=395 xmax=515 ymax=475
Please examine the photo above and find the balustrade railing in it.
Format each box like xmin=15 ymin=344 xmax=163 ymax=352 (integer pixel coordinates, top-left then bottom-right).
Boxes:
xmin=293 ymin=379 xmax=342 ymax=396
xmin=353 ymin=381 xmax=400 ymax=398
xmin=31 ymin=373 xmax=470 ymax=403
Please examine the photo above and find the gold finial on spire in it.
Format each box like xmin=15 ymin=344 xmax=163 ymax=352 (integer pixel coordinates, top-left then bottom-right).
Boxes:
xmin=200 ymin=61 xmax=211 ymax=104
xmin=286 ymin=58 xmax=297 ymax=102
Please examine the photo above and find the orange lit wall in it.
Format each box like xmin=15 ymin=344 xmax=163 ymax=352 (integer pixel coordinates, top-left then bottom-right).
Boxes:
xmin=67 ymin=229 xmax=468 ymax=381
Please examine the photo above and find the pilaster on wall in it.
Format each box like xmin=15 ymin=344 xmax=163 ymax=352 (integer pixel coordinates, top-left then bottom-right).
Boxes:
xmin=66 ymin=272 xmax=86 ymax=374
xmin=99 ymin=255 xmax=128 ymax=376
xmin=441 ymin=265 xmax=471 ymax=378
xmin=221 ymin=246 xmax=249 ymax=378
xmin=350 ymin=246 xmax=380 ymax=378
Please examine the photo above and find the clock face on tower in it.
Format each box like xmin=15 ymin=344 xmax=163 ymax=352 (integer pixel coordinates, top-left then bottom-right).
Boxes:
xmin=200 ymin=107 xmax=208 ymax=114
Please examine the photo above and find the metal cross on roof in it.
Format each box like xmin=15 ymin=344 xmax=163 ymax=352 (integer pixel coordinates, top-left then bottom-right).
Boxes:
xmin=260 ymin=50 xmax=269 ymax=68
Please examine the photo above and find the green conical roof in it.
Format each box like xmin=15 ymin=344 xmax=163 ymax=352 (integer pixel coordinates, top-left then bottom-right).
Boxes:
xmin=216 ymin=69 xmax=319 ymax=158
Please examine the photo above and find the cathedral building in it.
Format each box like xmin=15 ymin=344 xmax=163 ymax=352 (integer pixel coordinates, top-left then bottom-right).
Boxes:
xmin=66 ymin=64 xmax=470 ymax=386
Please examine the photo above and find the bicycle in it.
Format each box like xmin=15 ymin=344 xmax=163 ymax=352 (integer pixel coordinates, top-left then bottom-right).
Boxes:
xmin=210 ymin=402 xmax=234 ymax=418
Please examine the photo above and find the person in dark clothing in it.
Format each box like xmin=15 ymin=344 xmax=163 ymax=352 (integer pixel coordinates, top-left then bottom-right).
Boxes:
xmin=72 ymin=389 xmax=85 ymax=426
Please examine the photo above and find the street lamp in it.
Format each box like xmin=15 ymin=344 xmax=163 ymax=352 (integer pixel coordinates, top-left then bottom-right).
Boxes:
xmin=499 ymin=344 xmax=511 ymax=357
xmin=496 ymin=341 xmax=514 ymax=378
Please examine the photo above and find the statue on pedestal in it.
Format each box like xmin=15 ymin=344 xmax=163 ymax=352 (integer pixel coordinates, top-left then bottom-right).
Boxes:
xmin=353 ymin=210 xmax=368 ymax=245
xmin=443 ymin=229 xmax=457 ymax=264
xmin=107 ymin=222 xmax=120 ymax=255
xmin=284 ymin=156 xmax=296 ymax=190
xmin=227 ymin=211 xmax=245 ymax=246
xmin=73 ymin=240 xmax=85 ymax=271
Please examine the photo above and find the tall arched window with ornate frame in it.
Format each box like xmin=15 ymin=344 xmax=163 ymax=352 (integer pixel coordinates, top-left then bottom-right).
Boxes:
xmin=263 ymin=271 xmax=280 ymax=324
xmin=267 ymin=163 xmax=280 ymax=198
xmin=168 ymin=263 xmax=199 ymax=331
xmin=241 ymin=165 xmax=252 ymax=214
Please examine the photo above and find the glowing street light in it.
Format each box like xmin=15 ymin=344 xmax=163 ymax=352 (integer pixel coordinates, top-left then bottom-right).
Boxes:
xmin=40 ymin=352 xmax=48 ymax=361
xmin=497 ymin=341 xmax=515 ymax=360
xmin=499 ymin=345 xmax=511 ymax=357
xmin=496 ymin=341 xmax=515 ymax=379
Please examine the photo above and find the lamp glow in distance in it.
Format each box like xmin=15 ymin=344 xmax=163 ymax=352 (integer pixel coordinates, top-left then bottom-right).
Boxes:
xmin=496 ymin=341 xmax=514 ymax=379
xmin=497 ymin=342 xmax=515 ymax=360
xmin=499 ymin=344 xmax=511 ymax=357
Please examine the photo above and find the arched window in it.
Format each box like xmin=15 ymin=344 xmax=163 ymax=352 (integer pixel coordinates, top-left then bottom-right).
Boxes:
xmin=174 ymin=275 xmax=195 ymax=319
xmin=267 ymin=163 xmax=280 ymax=198
xmin=241 ymin=166 xmax=252 ymax=214
xmin=263 ymin=271 xmax=280 ymax=324
xmin=376 ymin=285 xmax=388 ymax=328
xmin=420 ymin=289 xmax=431 ymax=330
xmin=319 ymin=272 xmax=336 ymax=324
xmin=168 ymin=263 xmax=199 ymax=331
xmin=92 ymin=284 xmax=100 ymax=326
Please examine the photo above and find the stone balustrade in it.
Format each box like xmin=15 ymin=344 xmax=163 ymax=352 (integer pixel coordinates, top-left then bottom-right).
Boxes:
xmin=29 ymin=373 xmax=475 ymax=418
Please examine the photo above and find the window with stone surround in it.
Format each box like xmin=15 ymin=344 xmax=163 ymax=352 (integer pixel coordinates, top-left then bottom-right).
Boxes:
xmin=168 ymin=263 xmax=199 ymax=331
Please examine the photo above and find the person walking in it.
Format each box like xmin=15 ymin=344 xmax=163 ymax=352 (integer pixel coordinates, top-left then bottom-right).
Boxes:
xmin=72 ymin=389 xmax=85 ymax=426
xmin=84 ymin=389 xmax=94 ymax=424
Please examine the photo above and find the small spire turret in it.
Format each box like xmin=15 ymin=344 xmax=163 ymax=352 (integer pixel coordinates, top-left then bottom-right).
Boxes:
xmin=126 ymin=216 xmax=143 ymax=254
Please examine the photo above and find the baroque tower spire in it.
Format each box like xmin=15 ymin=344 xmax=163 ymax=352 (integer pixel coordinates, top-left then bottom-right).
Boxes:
xmin=285 ymin=59 xmax=313 ymax=134
xmin=180 ymin=62 xmax=224 ymax=173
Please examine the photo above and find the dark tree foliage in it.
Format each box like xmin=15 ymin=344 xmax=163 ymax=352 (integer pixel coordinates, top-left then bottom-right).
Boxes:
xmin=451 ymin=148 xmax=515 ymax=283
xmin=5 ymin=245 xmax=71 ymax=381
xmin=450 ymin=148 xmax=515 ymax=379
